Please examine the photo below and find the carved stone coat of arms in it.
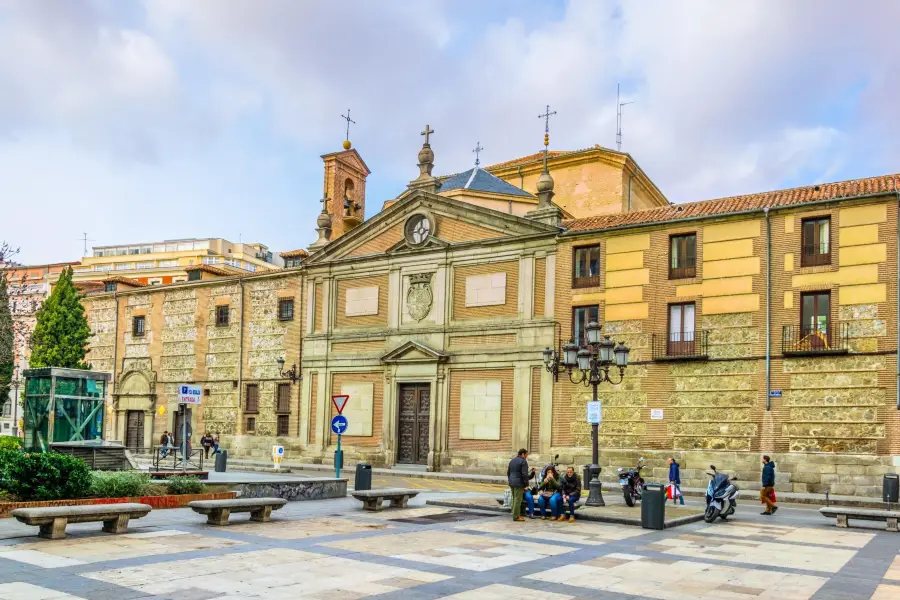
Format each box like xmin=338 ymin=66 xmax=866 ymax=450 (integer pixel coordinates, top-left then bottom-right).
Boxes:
xmin=406 ymin=273 xmax=433 ymax=321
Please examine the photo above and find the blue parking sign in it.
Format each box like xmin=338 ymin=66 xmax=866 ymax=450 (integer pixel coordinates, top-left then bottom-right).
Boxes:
xmin=331 ymin=415 xmax=348 ymax=435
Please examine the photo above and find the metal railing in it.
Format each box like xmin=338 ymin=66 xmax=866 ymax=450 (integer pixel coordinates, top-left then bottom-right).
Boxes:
xmin=669 ymin=257 xmax=697 ymax=279
xmin=151 ymin=446 xmax=206 ymax=471
xmin=800 ymin=244 xmax=831 ymax=267
xmin=652 ymin=330 xmax=709 ymax=361
xmin=782 ymin=323 xmax=849 ymax=355
xmin=573 ymin=274 xmax=601 ymax=289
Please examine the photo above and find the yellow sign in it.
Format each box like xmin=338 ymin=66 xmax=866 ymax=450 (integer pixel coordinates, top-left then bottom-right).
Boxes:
xmin=272 ymin=445 xmax=284 ymax=469
xmin=157 ymin=406 xmax=166 ymax=416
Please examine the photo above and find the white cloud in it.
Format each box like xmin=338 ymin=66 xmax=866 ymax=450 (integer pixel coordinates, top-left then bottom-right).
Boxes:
xmin=2 ymin=0 xmax=899 ymax=264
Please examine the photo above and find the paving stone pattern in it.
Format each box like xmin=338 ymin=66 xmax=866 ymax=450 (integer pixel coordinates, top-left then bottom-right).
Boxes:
xmin=0 ymin=493 xmax=897 ymax=599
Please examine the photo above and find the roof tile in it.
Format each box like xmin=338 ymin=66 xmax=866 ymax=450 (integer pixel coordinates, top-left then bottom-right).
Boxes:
xmin=564 ymin=173 xmax=900 ymax=233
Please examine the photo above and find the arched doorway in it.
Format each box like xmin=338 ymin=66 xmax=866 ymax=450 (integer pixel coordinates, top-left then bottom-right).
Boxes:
xmin=114 ymin=370 xmax=156 ymax=452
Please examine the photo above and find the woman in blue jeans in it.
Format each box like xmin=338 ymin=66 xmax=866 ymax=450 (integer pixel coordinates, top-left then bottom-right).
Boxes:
xmin=560 ymin=467 xmax=582 ymax=521
xmin=537 ymin=466 xmax=563 ymax=520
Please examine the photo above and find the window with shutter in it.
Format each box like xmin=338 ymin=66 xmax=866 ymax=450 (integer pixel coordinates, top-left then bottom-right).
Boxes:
xmin=245 ymin=384 xmax=259 ymax=413
xmin=276 ymin=383 xmax=291 ymax=413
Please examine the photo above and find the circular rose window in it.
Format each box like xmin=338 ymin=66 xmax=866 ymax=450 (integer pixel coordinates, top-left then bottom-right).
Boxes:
xmin=404 ymin=213 xmax=433 ymax=246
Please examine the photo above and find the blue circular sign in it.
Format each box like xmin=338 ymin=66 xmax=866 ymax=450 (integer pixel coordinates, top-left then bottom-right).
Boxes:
xmin=331 ymin=414 xmax=349 ymax=435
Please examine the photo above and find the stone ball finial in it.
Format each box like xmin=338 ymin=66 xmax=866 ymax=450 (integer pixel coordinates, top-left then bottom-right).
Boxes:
xmin=317 ymin=208 xmax=332 ymax=229
xmin=418 ymin=144 xmax=434 ymax=165
xmin=343 ymin=139 xmax=352 ymax=150
xmin=536 ymin=169 xmax=554 ymax=194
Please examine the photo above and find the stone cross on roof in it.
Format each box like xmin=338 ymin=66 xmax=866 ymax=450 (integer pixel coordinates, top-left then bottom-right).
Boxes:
xmin=421 ymin=124 xmax=434 ymax=145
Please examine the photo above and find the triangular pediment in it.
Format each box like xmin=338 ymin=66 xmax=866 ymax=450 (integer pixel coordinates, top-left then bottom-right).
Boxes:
xmin=321 ymin=148 xmax=371 ymax=175
xmin=306 ymin=191 xmax=559 ymax=264
xmin=381 ymin=341 xmax=448 ymax=364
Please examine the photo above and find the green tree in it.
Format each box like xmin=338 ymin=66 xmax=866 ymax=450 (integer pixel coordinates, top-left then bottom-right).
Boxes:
xmin=29 ymin=267 xmax=91 ymax=369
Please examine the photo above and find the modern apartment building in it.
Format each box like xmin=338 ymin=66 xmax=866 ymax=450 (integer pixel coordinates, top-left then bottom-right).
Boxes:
xmin=72 ymin=238 xmax=283 ymax=287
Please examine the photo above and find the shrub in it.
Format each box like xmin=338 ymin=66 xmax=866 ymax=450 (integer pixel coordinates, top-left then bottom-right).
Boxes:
xmin=166 ymin=476 xmax=204 ymax=495
xmin=4 ymin=452 xmax=92 ymax=501
xmin=90 ymin=471 xmax=151 ymax=498
xmin=0 ymin=449 xmax=20 ymax=491
xmin=0 ymin=436 xmax=22 ymax=451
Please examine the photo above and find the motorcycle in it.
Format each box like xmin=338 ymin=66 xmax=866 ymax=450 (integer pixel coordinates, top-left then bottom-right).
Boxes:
xmin=704 ymin=465 xmax=739 ymax=523
xmin=617 ymin=457 xmax=645 ymax=507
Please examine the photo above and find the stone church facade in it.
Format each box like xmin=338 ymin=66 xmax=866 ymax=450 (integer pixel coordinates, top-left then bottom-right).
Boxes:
xmin=81 ymin=134 xmax=900 ymax=495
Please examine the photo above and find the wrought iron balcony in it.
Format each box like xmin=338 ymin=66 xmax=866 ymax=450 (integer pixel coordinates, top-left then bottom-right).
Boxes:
xmin=800 ymin=244 xmax=831 ymax=267
xmin=652 ymin=330 xmax=708 ymax=361
xmin=782 ymin=323 xmax=849 ymax=355
xmin=669 ymin=257 xmax=696 ymax=279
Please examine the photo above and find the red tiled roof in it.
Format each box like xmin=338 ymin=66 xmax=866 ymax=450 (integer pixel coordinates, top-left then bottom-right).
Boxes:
xmin=184 ymin=264 xmax=232 ymax=276
xmin=564 ymin=173 xmax=900 ymax=233
xmin=280 ymin=248 xmax=309 ymax=259
xmin=102 ymin=276 xmax=145 ymax=288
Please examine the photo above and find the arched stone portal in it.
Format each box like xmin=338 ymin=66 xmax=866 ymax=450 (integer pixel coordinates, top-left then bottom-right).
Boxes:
xmin=113 ymin=369 xmax=156 ymax=451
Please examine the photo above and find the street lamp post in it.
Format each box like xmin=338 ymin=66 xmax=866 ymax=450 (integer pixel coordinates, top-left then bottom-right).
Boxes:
xmin=10 ymin=366 xmax=20 ymax=438
xmin=543 ymin=321 xmax=630 ymax=507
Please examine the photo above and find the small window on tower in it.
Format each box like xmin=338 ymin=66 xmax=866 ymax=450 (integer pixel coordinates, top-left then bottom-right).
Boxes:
xmin=216 ymin=305 xmax=230 ymax=326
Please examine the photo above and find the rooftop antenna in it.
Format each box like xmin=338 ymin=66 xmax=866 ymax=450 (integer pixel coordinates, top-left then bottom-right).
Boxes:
xmin=616 ymin=82 xmax=634 ymax=152
xmin=78 ymin=232 xmax=95 ymax=256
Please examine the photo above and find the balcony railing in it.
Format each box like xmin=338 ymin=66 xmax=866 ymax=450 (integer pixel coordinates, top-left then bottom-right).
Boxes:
xmin=573 ymin=274 xmax=601 ymax=289
xmin=782 ymin=323 xmax=849 ymax=355
xmin=652 ymin=330 xmax=708 ymax=361
xmin=800 ymin=244 xmax=831 ymax=267
xmin=669 ymin=257 xmax=697 ymax=279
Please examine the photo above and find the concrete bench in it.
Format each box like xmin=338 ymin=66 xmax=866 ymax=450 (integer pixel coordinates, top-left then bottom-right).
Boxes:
xmin=495 ymin=494 xmax=585 ymax=511
xmin=188 ymin=497 xmax=287 ymax=526
xmin=352 ymin=488 xmax=420 ymax=512
xmin=820 ymin=507 xmax=900 ymax=532
xmin=12 ymin=503 xmax=152 ymax=540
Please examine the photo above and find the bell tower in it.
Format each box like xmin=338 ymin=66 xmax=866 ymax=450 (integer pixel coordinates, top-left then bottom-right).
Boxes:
xmin=321 ymin=116 xmax=371 ymax=240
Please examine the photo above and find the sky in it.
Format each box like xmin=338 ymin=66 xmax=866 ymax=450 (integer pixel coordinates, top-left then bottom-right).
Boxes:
xmin=2 ymin=1 xmax=899 ymax=265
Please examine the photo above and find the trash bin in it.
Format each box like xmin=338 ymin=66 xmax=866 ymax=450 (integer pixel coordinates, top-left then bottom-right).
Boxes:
xmin=884 ymin=474 xmax=899 ymax=504
xmin=334 ymin=449 xmax=344 ymax=471
xmin=355 ymin=463 xmax=372 ymax=491
xmin=214 ymin=449 xmax=228 ymax=472
xmin=641 ymin=482 xmax=666 ymax=530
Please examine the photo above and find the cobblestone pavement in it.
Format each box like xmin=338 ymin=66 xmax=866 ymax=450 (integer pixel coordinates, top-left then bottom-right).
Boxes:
xmin=0 ymin=493 xmax=897 ymax=599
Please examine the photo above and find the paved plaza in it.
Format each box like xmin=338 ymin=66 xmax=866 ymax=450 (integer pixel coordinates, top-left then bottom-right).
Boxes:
xmin=0 ymin=493 xmax=897 ymax=599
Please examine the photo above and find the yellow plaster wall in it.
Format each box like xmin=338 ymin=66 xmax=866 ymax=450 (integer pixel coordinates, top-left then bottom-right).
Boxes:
xmin=703 ymin=220 xmax=761 ymax=243
xmin=840 ymin=224 xmax=879 ymax=247
xmin=840 ymin=204 xmax=887 ymax=227
xmin=840 ymin=244 xmax=887 ymax=266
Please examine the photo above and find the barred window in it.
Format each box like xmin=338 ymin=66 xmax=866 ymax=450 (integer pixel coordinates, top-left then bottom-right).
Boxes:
xmin=278 ymin=298 xmax=294 ymax=321
xmin=277 ymin=415 xmax=289 ymax=436
xmin=276 ymin=383 xmax=291 ymax=413
xmin=216 ymin=305 xmax=230 ymax=326
xmin=246 ymin=417 xmax=256 ymax=432
xmin=132 ymin=316 xmax=145 ymax=337
xmin=245 ymin=384 xmax=259 ymax=413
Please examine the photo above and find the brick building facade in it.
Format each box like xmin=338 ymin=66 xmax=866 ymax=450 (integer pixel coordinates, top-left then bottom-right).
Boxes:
xmin=80 ymin=137 xmax=900 ymax=495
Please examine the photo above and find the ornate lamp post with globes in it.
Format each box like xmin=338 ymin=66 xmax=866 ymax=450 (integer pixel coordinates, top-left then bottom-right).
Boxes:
xmin=543 ymin=321 xmax=630 ymax=507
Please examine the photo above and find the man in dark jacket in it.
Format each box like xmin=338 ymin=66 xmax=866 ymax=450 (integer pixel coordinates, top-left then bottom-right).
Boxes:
xmin=667 ymin=457 xmax=684 ymax=505
xmin=507 ymin=449 xmax=535 ymax=522
xmin=760 ymin=455 xmax=777 ymax=515
xmin=560 ymin=467 xmax=582 ymax=521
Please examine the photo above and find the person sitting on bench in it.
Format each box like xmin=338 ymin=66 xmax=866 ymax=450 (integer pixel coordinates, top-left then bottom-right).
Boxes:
xmin=537 ymin=466 xmax=563 ymax=521
xmin=560 ymin=467 xmax=582 ymax=522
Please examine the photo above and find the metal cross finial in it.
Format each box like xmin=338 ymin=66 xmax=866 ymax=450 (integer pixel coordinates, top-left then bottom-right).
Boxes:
xmin=538 ymin=104 xmax=557 ymax=141
xmin=473 ymin=142 xmax=483 ymax=167
xmin=319 ymin=197 xmax=328 ymax=214
xmin=421 ymin=124 xmax=434 ymax=145
xmin=340 ymin=109 xmax=355 ymax=141
xmin=78 ymin=232 xmax=94 ymax=256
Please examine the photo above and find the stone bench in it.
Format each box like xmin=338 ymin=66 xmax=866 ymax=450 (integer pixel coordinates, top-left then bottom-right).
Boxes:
xmin=12 ymin=503 xmax=152 ymax=540
xmin=495 ymin=494 xmax=585 ymax=511
xmin=352 ymin=489 xmax=420 ymax=512
xmin=820 ymin=507 xmax=900 ymax=532
xmin=188 ymin=497 xmax=287 ymax=526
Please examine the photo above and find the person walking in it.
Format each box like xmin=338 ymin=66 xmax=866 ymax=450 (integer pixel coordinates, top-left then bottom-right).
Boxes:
xmin=668 ymin=457 xmax=684 ymax=505
xmin=159 ymin=431 xmax=169 ymax=458
xmin=212 ymin=433 xmax=221 ymax=455
xmin=200 ymin=432 xmax=213 ymax=459
xmin=760 ymin=455 xmax=778 ymax=515
xmin=560 ymin=467 xmax=582 ymax=522
xmin=507 ymin=449 xmax=536 ymax=522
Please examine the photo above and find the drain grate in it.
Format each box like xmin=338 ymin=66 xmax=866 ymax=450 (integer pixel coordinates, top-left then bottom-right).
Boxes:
xmin=389 ymin=510 xmax=499 ymax=525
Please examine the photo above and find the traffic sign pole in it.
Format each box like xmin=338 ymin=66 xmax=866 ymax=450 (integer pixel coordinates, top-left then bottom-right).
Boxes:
xmin=336 ymin=433 xmax=342 ymax=479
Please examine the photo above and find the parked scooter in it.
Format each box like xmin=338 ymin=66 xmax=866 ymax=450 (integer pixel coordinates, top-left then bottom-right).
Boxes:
xmin=704 ymin=465 xmax=739 ymax=523
xmin=617 ymin=457 xmax=645 ymax=507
